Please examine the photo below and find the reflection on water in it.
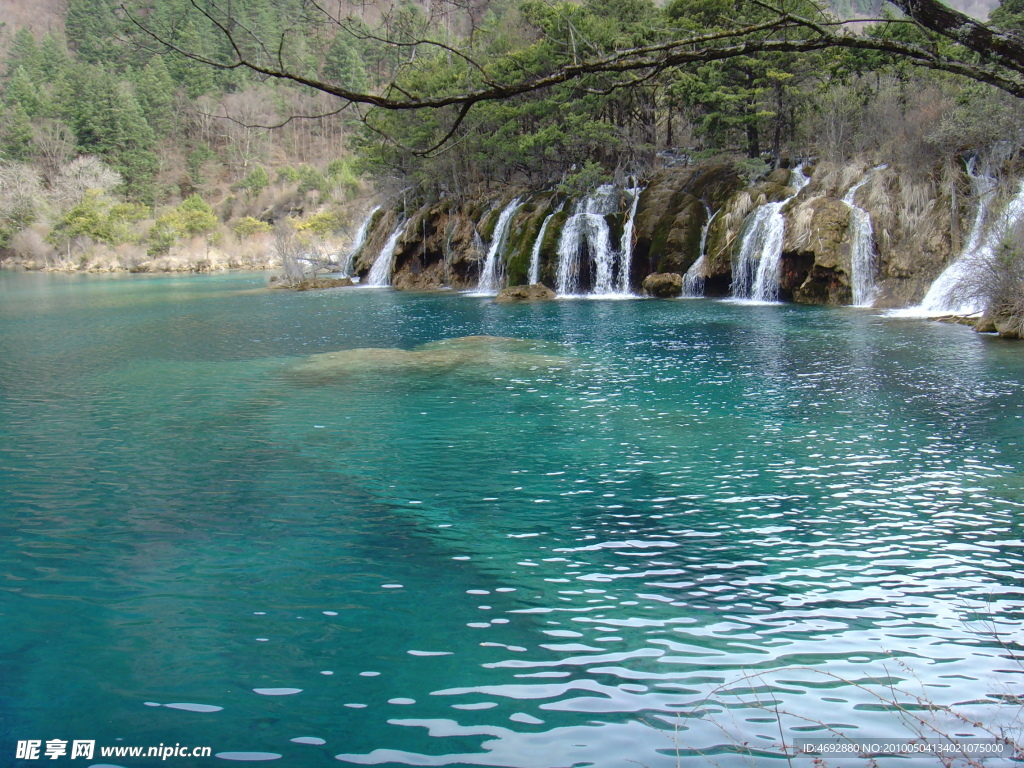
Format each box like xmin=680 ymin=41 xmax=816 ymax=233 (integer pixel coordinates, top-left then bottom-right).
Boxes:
xmin=1 ymin=271 xmax=1023 ymax=766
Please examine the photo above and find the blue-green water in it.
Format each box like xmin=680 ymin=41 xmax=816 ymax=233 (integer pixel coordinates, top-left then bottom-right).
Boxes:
xmin=2 ymin=271 xmax=1023 ymax=767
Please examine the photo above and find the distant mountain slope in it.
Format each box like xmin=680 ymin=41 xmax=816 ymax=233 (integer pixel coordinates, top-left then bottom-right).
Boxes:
xmin=0 ymin=0 xmax=64 ymax=34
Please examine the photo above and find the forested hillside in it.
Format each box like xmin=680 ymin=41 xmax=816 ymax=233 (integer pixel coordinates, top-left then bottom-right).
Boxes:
xmin=0 ymin=0 xmax=1022 ymax=273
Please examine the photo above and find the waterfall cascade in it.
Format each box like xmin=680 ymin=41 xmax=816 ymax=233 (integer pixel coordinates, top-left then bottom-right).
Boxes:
xmin=731 ymin=165 xmax=809 ymax=302
xmin=528 ymin=204 xmax=563 ymax=285
xmin=475 ymin=198 xmax=523 ymax=294
xmin=681 ymin=205 xmax=718 ymax=298
xmin=616 ymin=186 xmax=644 ymax=295
xmin=339 ymin=205 xmax=381 ymax=278
xmin=365 ymin=223 xmax=405 ymax=287
xmin=842 ymin=167 xmax=884 ymax=307
xmin=913 ymin=163 xmax=1022 ymax=316
xmin=555 ymin=185 xmax=643 ymax=297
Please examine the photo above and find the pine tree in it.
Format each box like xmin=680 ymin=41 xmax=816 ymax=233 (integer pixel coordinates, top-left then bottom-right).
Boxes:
xmin=0 ymin=104 xmax=34 ymax=161
xmin=6 ymin=29 xmax=41 ymax=80
xmin=38 ymin=34 xmax=72 ymax=84
xmin=59 ymin=65 xmax=159 ymax=203
xmin=133 ymin=58 xmax=176 ymax=137
xmin=323 ymin=35 xmax=368 ymax=92
xmin=65 ymin=0 xmax=119 ymax=65
xmin=169 ymin=21 xmax=216 ymax=98
xmin=4 ymin=67 xmax=45 ymax=118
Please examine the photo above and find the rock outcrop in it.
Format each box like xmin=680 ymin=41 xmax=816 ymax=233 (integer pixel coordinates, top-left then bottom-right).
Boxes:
xmin=642 ymin=272 xmax=683 ymax=298
xmin=495 ymin=283 xmax=556 ymax=302
xmin=269 ymin=276 xmax=354 ymax=290
xmin=344 ymin=159 xmax=991 ymax=312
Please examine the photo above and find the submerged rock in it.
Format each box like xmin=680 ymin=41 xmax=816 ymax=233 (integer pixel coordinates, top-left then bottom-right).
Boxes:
xmin=286 ymin=335 xmax=571 ymax=383
xmin=494 ymin=283 xmax=556 ymax=303
xmin=642 ymin=272 xmax=683 ymax=298
xmin=269 ymin=276 xmax=353 ymax=290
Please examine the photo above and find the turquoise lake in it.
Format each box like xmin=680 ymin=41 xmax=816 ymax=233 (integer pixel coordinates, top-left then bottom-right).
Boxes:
xmin=1 ymin=271 xmax=1023 ymax=766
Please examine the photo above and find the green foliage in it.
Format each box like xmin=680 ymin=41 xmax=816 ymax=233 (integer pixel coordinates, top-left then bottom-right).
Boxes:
xmin=177 ymin=194 xmax=218 ymax=235
xmin=736 ymin=157 xmax=771 ymax=183
xmin=4 ymin=67 xmax=46 ymax=118
xmin=57 ymin=64 xmax=159 ymax=202
xmin=1 ymin=105 xmax=34 ymax=161
xmin=186 ymin=144 xmax=216 ymax=186
xmin=295 ymin=211 xmax=342 ymax=236
xmin=558 ymin=161 xmax=610 ymax=197
xmin=65 ymin=0 xmax=119 ymax=65
xmin=50 ymin=189 xmax=148 ymax=246
xmin=323 ymin=35 xmax=368 ymax=92
xmin=133 ymin=58 xmax=176 ymax=137
xmin=990 ymin=0 xmax=1024 ymax=31
xmin=233 ymin=216 xmax=273 ymax=238
xmin=146 ymin=194 xmax=218 ymax=254
xmin=277 ymin=166 xmax=301 ymax=183
xmin=327 ymin=158 xmax=360 ymax=193
xmin=296 ymin=165 xmax=329 ymax=197
xmin=238 ymin=166 xmax=270 ymax=198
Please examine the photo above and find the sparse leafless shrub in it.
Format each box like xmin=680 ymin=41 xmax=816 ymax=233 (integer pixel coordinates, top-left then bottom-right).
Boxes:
xmin=31 ymin=119 xmax=75 ymax=184
xmin=975 ymin=223 xmax=1024 ymax=336
xmin=274 ymin=220 xmax=307 ymax=280
xmin=9 ymin=224 xmax=57 ymax=265
xmin=804 ymin=82 xmax=865 ymax=163
xmin=113 ymin=243 xmax=147 ymax=270
xmin=50 ymin=156 xmax=122 ymax=210
xmin=0 ymin=161 xmax=44 ymax=233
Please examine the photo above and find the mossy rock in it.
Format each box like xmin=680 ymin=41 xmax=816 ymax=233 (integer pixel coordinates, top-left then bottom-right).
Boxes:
xmin=504 ymin=196 xmax=558 ymax=286
xmin=538 ymin=210 xmax=569 ymax=288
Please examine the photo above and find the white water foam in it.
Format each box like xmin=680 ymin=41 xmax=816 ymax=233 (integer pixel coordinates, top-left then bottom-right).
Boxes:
xmin=731 ymin=165 xmax=808 ymax=303
xmin=365 ymin=223 xmax=405 ymax=287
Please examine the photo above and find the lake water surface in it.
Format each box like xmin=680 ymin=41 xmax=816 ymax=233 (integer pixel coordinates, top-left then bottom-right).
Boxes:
xmin=2 ymin=271 xmax=1023 ymax=766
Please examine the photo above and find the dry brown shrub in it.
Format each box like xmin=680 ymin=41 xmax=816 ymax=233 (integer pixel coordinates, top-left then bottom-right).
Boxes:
xmin=9 ymin=224 xmax=57 ymax=265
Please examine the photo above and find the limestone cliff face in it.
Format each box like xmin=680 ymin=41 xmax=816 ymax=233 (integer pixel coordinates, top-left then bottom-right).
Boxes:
xmin=782 ymin=196 xmax=854 ymax=305
xmin=350 ymin=159 xmax=974 ymax=307
xmin=632 ymin=163 xmax=742 ymax=291
xmin=778 ymin=162 xmax=961 ymax=307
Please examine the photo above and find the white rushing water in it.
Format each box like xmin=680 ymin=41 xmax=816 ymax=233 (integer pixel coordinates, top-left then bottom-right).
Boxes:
xmin=731 ymin=165 xmax=808 ymax=302
xmin=842 ymin=167 xmax=884 ymax=307
xmin=555 ymin=185 xmax=643 ymax=297
xmin=528 ymin=204 xmax=562 ymax=285
xmin=616 ymin=186 xmax=644 ymax=295
xmin=909 ymin=164 xmax=1024 ymax=316
xmin=339 ymin=205 xmax=381 ymax=277
xmin=681 ymin=206 xmax=718 ymax=298
xmin=475 ymin=198 xmax=522 ymax=294
xmin=365 ymin=223 xmax=405 ymax=287
xmin=556 ymin=186 xmax=618 ymax=296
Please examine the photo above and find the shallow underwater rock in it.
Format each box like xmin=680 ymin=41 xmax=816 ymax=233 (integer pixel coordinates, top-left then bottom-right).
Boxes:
xmin=641 ymin=272 xmax=683 ymax=298
xmin=286 ymin=335 xmax=572 ymax=384
xmin=494 ymin=283 xmax=556 ymax=303
xmin=269 ymin=276 xmax=353 ymax=290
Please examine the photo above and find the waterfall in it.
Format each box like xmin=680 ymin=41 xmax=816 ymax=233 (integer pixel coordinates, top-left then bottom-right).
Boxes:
xmin=475 ymin=197 xmax=522 ymax=294
xmin=528 ymin=204 xmax=562 ymax=285
xmin=841 ymin=167 xmax=885 ymax=307
xmin=616 ymin=186 xmax=644 ymax=295
xmin=917 ymin=174 xmax=1024 ymax=315
xmin=731 ymin=165 xmax=808 ymax=302
xmin=556 ymin=185 xmax=618 ymax=296
xmin=365 ymin=223 xmax=405 ymax=287
xmin=340 ymin=205 xmax=381 ymax=277
xmin=682 ymin=206 xmax=718 ymax=298
xmin=555 ymin=184 xmax=644 ymax=297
